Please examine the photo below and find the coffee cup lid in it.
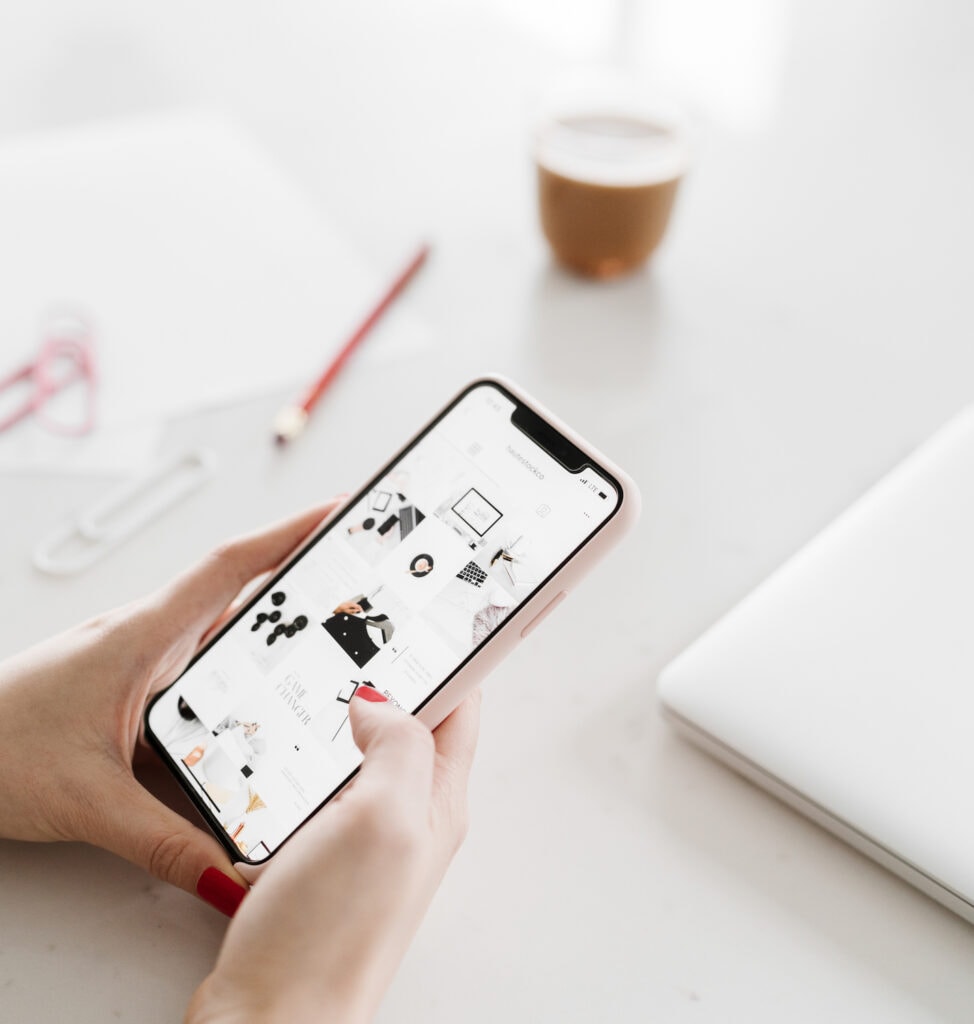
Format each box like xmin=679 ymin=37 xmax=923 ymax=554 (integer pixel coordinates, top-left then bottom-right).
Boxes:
xmin=536 ymin=109 xmax=690 ymax=188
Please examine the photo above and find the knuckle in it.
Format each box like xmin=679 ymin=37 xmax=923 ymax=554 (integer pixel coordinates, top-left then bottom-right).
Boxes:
xmin=81 ymin=602 xmax=158 ymax=682
xmin=145 ymin=829 xmax=195 ymax=885
xmin=450 ymin=804 xmax=470 ymax=852
xmin=206 ymin=540 xmax=241 ymax=576
xmin=362 ymin=708 xmax=435 ymax=759
xmin=351 ymin=791 xmax=423 ymax=858
xmin=78 ymin=607 xmax=124 ymax=646
xmin=208 ymin=537 xmax=236 ymax=562
xmin=383 ymin=818 xmax=425 ymax=861
xmin=389 ymin=712 xmax=435 ymax=753
xmin=408 ymin=719 xmax=437 ymax=756
xmin=432 ymin=764 xmax=471 ymax=856
xmin=55 ymin=775 xmax=106 ymax=843
xmin=439 ymin=779 xmax=470 ymax=854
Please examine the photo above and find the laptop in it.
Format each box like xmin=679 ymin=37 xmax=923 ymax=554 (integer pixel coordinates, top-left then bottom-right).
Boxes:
xmin=658 ymin=405 xmax=974 ymax=923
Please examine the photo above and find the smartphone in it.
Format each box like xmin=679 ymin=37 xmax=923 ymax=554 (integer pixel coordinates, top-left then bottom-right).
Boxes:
xmin=145 ymin=377 xmax=639 ymax=877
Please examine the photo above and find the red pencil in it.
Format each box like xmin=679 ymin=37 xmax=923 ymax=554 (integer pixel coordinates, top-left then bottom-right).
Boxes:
xmin=273 ymin=243 xmax=430 ymax=445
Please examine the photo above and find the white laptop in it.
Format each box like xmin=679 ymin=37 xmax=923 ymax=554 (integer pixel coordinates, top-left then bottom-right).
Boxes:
xmin=658 ymin=405 xmax=974 ymax=923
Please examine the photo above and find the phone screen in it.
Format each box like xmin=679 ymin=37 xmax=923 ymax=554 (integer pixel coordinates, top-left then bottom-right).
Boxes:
xmin=146 ymin=381 xmax=621 ymax=862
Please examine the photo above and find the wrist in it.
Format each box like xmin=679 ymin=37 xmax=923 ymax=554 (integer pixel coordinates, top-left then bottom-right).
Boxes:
xmin=184 ymin=971 xmax=371 ymax=1024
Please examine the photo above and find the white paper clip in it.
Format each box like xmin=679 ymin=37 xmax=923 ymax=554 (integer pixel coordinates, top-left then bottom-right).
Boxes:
xmin=33 ymin=448 xmax=217 ymax=575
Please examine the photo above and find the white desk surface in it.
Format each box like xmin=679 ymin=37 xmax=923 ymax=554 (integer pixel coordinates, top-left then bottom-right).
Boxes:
xmin=2 ymin=2 xmax=974 ymax=1021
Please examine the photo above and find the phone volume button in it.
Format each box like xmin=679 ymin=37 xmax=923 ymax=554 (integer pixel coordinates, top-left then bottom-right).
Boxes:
xmin=519 ymin=591 xmax=568 ymax=639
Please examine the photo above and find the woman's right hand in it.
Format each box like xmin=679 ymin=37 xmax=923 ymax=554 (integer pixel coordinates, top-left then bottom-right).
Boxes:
xmin=185 ymin=688 xmax=481 ymax=1024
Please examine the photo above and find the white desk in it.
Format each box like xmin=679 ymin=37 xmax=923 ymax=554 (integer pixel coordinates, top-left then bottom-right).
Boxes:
xmin=2 ymin=2 xmax=974 ymax=1021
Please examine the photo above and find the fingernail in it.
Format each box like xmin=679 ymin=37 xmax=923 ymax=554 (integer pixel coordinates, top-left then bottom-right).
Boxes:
xmin=197 ymin=867 xmax=247 ymax=917
xmin=354 ymin=687 xmax=388 ymax=703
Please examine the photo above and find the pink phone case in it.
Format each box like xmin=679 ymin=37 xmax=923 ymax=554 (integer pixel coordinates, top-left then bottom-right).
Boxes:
xmin=231 ymin=374 xmax=640 ymax=881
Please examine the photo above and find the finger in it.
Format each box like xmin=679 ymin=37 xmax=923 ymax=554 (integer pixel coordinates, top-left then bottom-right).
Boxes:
xmin=430 ymin=691 xmax=481 ymax=839
xmin=347 ymin=695 xmax=435 ymax=814
xmin=197 ymin=568 xmax=274 ymax=648
xmin=433 ymin=689 xmax=482 ymax=784
xmin=91 ymin=774 xmax=247 ymax=901
xmin=150 ymin=501 xmax=342 ymax=645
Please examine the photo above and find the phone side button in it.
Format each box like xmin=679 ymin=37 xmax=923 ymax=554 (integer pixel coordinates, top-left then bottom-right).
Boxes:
xmin=520 ymin=591 xmax=568 ymax=639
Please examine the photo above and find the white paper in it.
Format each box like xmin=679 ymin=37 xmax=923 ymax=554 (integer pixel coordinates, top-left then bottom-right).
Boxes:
xmin=0 ymin=419 xmax=164 ymax=477
xmin=0 ymin=109 xmax=428 ymax=474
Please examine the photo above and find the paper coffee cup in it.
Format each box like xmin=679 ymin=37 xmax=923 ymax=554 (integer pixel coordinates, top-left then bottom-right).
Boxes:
xmin=536 ymin=103 xmax=689 ymax=279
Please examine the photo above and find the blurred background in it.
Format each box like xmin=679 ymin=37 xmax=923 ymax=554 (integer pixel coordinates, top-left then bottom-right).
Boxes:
xmin=1 ymin=2 xmax=974 ymax=1022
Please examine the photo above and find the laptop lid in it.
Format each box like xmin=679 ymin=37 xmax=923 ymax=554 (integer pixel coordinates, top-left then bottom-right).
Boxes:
xmin=658 ymin=406 xmax=974 ymax=921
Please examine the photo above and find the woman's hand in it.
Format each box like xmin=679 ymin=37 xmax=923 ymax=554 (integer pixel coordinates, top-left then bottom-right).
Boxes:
xmin=0 ymin=503 xmax=338 ymax=899
xmin=185 ymin=688 xmax=481 ymax=1024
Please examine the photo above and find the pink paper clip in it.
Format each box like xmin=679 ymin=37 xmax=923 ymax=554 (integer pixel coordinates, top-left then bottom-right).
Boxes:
xmin=0 ymin=312 xmax=97 ymax=436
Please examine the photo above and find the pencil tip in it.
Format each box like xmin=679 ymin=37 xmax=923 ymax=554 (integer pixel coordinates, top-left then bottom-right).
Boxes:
xmin=272 ymin=405 xmax=309 ymax=446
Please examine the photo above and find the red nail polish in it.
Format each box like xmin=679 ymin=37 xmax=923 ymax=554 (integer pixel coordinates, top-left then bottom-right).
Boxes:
xmin=353 ymin=687 xmax=388 ymax=703
xmin=197 ymin=867 xmax=247 ymax=917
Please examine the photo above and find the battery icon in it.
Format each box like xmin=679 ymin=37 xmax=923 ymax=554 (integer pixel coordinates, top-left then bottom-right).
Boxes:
xmin=598 ymin=491 xmax=607 ymax=499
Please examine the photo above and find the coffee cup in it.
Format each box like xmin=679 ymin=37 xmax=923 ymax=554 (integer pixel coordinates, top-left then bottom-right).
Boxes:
xmin=535 ymin=105 xmax=689 ymax=279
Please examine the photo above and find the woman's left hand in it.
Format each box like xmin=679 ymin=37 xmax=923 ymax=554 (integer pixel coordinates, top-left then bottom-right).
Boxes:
xmin=0 ymin=502 xmax=338 ymax=899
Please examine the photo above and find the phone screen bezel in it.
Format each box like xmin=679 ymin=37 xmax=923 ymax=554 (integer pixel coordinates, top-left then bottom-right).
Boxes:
xmin=145 ymin=377 xmax=626 ymax=865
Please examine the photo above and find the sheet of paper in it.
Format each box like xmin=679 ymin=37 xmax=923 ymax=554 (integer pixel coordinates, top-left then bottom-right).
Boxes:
xmin=0 ymin=420 xmax=164 ymax=478
xmin=0 ymin=109 xmax=428 ymax=474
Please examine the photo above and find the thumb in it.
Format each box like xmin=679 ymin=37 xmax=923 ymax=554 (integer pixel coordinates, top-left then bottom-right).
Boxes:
xmin=92 ymin=774 xmax=247 ymax=903
xmin=348 ymin=692 xmax=435 ymax=811
xmin=148 ymin=502 xmax=341 ymax=651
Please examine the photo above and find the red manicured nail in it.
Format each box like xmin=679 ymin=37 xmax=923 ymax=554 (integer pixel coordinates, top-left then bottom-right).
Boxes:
xmin=354 ymin=687 xmax=388 ymax=703
xmin=197 ymin=867 xmax=247 ymax=917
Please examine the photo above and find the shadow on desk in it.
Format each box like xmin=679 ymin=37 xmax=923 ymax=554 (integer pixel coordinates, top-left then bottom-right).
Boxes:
xmin=0 ymin=839 xmax=224 ymax=1023
xmin=521 ymin=263 xmax=664 ymax=400
xmin=650 ymin=728 xmax=974 ymax=1020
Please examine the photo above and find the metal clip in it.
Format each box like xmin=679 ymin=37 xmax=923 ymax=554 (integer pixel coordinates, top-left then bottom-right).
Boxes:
xmin=33 ymin=448 xmax=217 ymax=575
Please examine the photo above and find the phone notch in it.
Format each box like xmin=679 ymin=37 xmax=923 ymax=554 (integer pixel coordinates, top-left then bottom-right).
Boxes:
xmin=510 ymin=402 xmax=587 ymax=472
